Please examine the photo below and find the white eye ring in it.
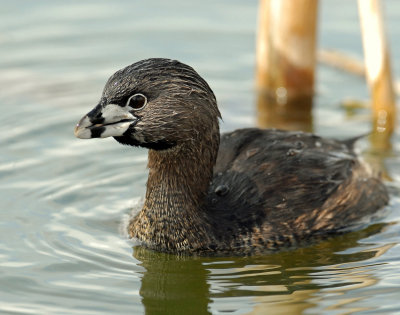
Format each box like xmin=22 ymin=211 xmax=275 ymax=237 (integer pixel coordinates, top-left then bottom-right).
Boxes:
xmin=126 ymin=93 xmax=147 ymax=110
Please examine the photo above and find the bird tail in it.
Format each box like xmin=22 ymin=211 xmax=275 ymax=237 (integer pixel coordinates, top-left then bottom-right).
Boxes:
xmin=341 ymin=132 xmax=370 ymax=150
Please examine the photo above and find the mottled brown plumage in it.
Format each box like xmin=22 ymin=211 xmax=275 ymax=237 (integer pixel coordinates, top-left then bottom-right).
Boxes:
xmin=74 ymin=58 xmax=389 ymax=256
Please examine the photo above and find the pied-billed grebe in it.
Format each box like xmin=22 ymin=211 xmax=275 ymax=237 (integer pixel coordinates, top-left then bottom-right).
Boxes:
xmin=74 ymin=58 xmax=388 ymax=255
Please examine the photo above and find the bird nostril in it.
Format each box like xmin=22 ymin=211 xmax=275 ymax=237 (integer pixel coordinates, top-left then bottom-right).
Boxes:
xmin=87 ymin=104 xmax=104 ymax=125
xmin=91 ymin=116 xmax=105 ymax=125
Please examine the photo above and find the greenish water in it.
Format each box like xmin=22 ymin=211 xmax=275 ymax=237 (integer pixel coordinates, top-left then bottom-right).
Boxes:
xmin=1 ymin=1 xmax=400 ymax=314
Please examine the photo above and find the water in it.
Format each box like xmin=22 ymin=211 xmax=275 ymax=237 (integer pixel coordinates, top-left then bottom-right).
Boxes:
xmin=1 ymin=0 xmax=400 ymax=314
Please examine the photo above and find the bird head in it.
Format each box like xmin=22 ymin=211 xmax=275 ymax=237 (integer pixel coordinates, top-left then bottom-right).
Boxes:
xmin=74 ymin=58 xmax=221 ymax=151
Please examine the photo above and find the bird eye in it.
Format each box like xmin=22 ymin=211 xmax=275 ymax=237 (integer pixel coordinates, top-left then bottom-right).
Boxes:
xmin=126 ymin=93 xmax=147 ymax=110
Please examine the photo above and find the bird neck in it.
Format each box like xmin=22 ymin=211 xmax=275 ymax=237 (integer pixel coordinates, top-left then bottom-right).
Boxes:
xmin=129 ymin=137 xmax=219 ymax=252
xmin=148 ymin=151 xmax=210 ymax=201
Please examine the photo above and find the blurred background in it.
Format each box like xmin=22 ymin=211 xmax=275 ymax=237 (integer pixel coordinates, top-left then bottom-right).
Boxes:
xmin=1 ymin=0 xmax=400 ymax=314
